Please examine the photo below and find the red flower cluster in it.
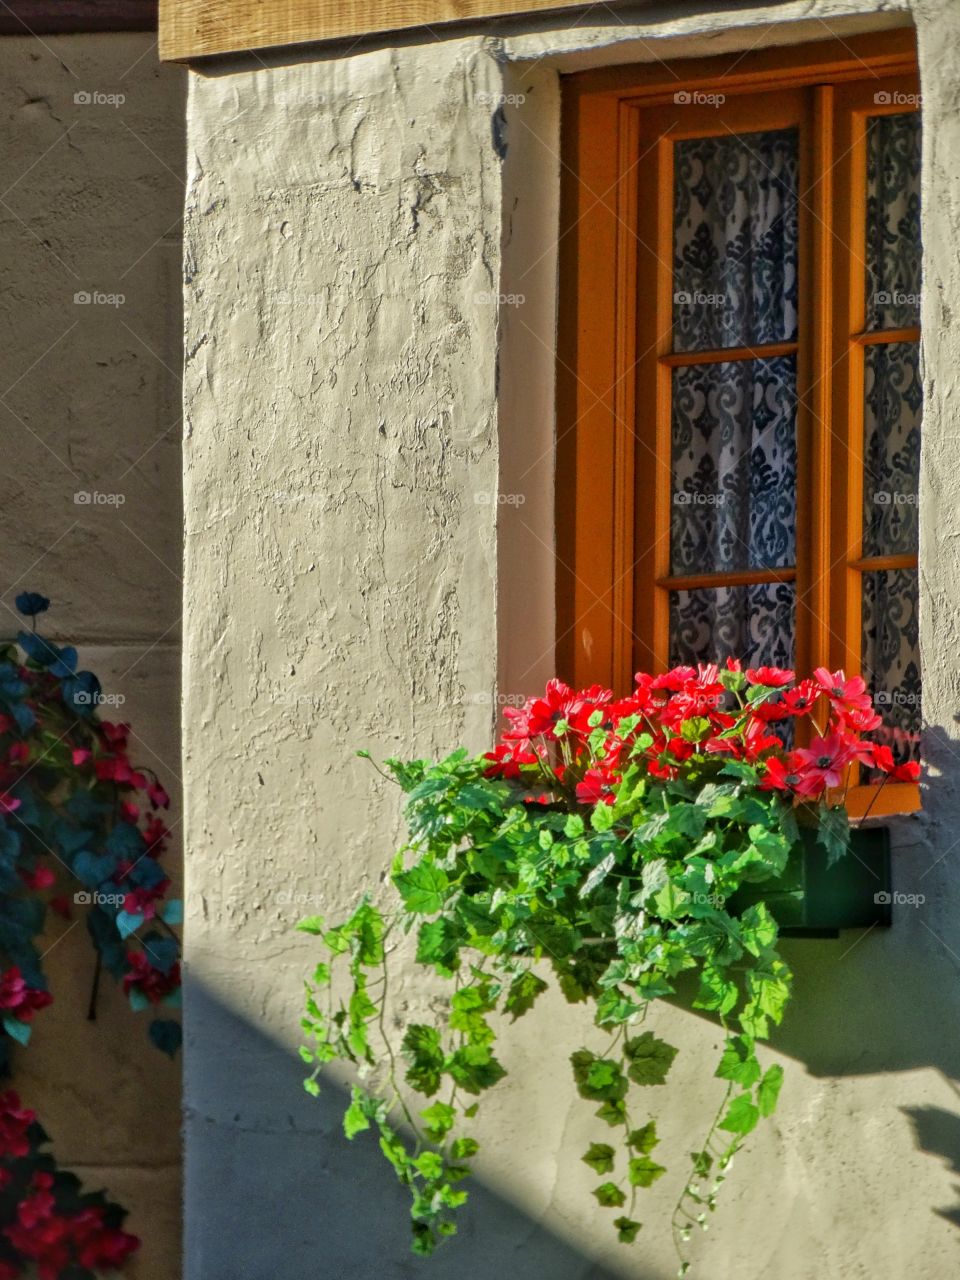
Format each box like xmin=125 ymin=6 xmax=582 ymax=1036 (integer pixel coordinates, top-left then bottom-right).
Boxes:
xmin=485 ymin=663 xmax=920 ymax=805
xmin=122 ymin=951 xmax=180 ymax=1006
xmin=0 ymin=970 xmax=52 ymax=1026
xmin=0 ymin=1093 xmax=34 ymax=1160
xmin=4 ymin=1176 xmax=138 ymax=1279
xmin=0 ymin=1095 xmax=139 ymax=1280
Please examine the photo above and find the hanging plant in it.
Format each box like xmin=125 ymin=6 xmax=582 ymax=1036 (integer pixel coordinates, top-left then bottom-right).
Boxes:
xmin=299 ymin=661 xmax=916 ymax=1274
xmin=0 ymin=593 xmax=181 ymax=1279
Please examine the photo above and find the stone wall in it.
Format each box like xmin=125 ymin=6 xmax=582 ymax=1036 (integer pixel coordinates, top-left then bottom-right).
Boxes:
xmin=0 ymin=32 xmax=185 ymax=1280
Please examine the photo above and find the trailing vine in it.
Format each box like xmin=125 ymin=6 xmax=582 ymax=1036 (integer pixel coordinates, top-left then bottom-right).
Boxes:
xmin=0 ymin=593 xmax=181 ymax=1278
xmin=299 ymin=662 xmax=915 ymax=1273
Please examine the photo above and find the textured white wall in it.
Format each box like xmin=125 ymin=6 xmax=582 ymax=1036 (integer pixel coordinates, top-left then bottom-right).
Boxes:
xmin=182 ymin=3 xmax=960 ymax=1277
xmin=0 ymin=32 xmax=185 ymax=1280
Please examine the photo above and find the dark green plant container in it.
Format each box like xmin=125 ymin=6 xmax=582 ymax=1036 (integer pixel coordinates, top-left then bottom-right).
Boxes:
xmin=729 ymin=825 xmax=892 ymax=938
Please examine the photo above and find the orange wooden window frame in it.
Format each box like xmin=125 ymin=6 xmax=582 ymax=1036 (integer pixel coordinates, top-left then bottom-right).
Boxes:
xmin=556 ymin=29 xmax=921 ymax=817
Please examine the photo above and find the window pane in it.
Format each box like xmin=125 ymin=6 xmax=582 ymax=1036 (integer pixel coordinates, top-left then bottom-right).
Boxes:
xmin=861 ymin=567 xmax=921 ymax=780
xmin=669 ymin=581 xmax=795 ymax=669
xmin=862 ymin=340 xmax=921 ymax=557
xmin=672 ymin=128 xmax=799 ymax=352
xmin=670 ymin=356 xmax=796 ymax=573
xmin=864 ymin=111 xmax=922 ymax=330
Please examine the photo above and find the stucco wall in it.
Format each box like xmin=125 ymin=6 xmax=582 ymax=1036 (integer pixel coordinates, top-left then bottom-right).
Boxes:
xmin=182 ymin=2 xmax=960 ymax=1277
xmin=0 ymin=32 xmax=185 ymax=1280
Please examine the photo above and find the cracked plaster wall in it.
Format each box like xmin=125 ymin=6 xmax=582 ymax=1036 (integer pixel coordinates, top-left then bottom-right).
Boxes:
xmin=182 ymin=2 xmax=960 ymax=1276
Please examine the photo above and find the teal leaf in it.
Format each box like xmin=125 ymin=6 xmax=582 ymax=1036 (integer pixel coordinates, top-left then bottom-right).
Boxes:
xmin=148 ymin=1019 xmax=182 ymax=1057
xmin=2 ymin=1016 xmax=30 ymax=1046
xmin=116 ymin=909 xmax=144 ymax=939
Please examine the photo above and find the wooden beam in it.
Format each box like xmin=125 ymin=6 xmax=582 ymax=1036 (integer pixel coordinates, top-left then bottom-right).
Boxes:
xmin=159 ymin=0 xmax=597 ymax=63
xmin=0 ymin=1 xmax=156 ymax=34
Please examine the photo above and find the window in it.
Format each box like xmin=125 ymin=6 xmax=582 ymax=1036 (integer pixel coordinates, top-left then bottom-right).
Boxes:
xmin=556 ymin=30 xmax=921 ymax=815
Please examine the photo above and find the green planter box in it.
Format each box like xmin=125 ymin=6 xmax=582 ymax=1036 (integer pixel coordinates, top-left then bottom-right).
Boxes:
xmin=729 ymin=826 xmax=892 ymax=938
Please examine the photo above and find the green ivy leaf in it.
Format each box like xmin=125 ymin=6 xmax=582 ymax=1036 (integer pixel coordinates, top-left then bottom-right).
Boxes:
xmin=504 ymin=970 xmax=548 ymax=1019
xmin=446 ymin=1044 xmax=507 ymax=1095
xmin=416 ymin=917 xmax=463 ymax=973
xmin=394 ymin=864 xmax=450 ymax=914
xmin=580 ymin=852 xmax=616 ymax=898
xmin=627 ymin=1156 xmax=666 ymax=1187
xmin=627 ymin=1122 xmax=658 ymax=1153
xmin=613 ymin=1216 xmax=642 ymax=1243
xmin=592 ymin=1182 xmax=626 ymax=1208
xmin=623 ymin=1032 xmax=678 ymax=1086
xmin=581 ymin=1143 xmax=616 ymax=1174
xmin=420 ymin=1101 xmax=456 ymax=1142
xmin=571 ymin=1050 xmax=628 ymax=1102
xmin=757 ymin=1063 xmax=784 ymax=1117
xmin=694 ymin=964 xmax=739 ymax=1015
xmin=715 ymin=1036 xmax=761 ymax=1088
xmin=451 ymin=1136 xmax=480 ymax=1159
xmin=718 ymin=1093 xmax=760 ymax=1136
xmin=739 ymin=902 xmax=779 ymax=957
xmin=401 ymin=1024 xmax=444 ymax=1096
xmin=296 ymin=915 xmax=325 ymax=935
xmin=595 ymin=1098 xmax=627 ymax=1126
xmin=344 ymin=1089 xmax=371 ymax=1139
xmin=590 ymin=803 xmax=614 ymax=833
xmin=817 ymin=804 xmax=851 ymax=867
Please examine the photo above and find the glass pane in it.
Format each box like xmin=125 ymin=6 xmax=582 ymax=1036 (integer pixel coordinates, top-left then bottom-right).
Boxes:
xmin=862 ymin=341 xmax=922 ymax=557
xmin=673 ymin=128 xmax=799 ymax=352
xmin=669 ymin=581 xmax=795 ymax=670
xmin=865 ymin=111 xmax=922 ymax=330
xmin=670 ymin=356 xmax=796 ymax=573
xmin=861 ymin=567 xmax=921 ymax=780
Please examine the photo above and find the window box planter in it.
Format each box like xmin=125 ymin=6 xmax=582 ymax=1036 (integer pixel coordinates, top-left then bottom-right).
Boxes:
xmin=729 ymin=825 xmax=892 ymax=937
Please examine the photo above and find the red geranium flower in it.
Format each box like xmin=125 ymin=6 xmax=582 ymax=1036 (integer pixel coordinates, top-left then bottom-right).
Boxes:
xmin=746 ymin=666 xmax=795 ymax=687
xmin=813 ymin=667 xmax=874 ymax=715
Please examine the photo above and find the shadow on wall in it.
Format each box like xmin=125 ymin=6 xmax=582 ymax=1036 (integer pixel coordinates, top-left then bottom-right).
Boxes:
xmin=184 ymin=982 xmax=655 ymax=1280
xmin=905 ymin=1107 xmax=960 ymax=1231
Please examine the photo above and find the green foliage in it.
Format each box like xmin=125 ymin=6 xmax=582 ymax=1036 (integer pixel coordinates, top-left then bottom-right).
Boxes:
xmin=299 ymin=742 xmax=817 ymax=1273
